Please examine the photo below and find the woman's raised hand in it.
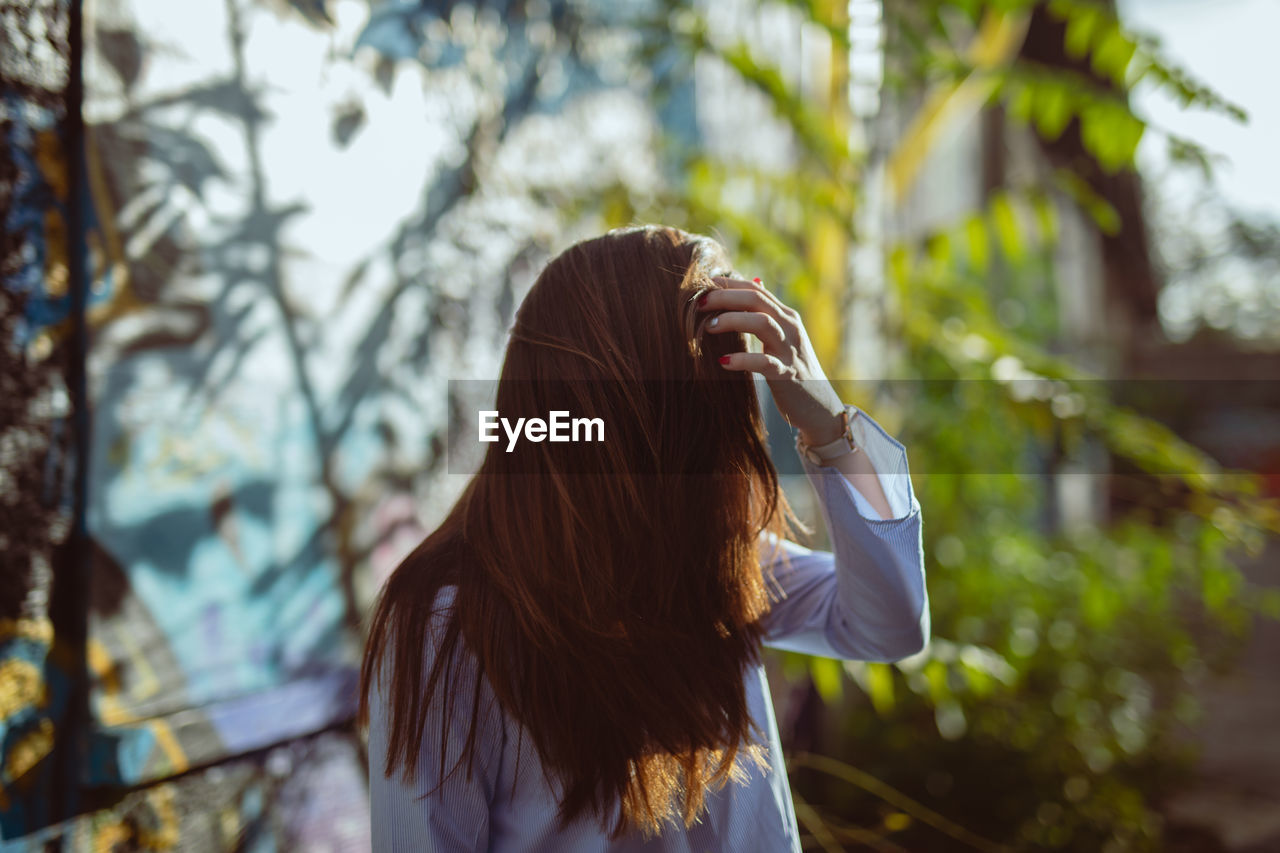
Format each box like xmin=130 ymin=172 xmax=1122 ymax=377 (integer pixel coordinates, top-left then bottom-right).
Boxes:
xmin=698 ymin=276 xmax=847 ymax=448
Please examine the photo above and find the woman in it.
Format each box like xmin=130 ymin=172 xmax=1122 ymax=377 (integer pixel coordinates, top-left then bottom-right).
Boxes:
xmin=358 ymin=225 xmax=929 ymax=851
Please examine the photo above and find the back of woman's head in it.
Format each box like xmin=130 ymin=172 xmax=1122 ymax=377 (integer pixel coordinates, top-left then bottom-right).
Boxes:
xmin=359 ymin=224 xmax=798 ymax=839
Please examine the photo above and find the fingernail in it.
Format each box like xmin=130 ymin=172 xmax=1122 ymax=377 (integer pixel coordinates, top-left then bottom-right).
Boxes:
xmin=709 ymin=316 xmax=719 ymax=328
xmin=752 ymin=277 xmax=761 ymax=284
xmin=697 ymin=294 xmax=708 ymax=306
xmin=719 ymin=355 xmax=730 ymax=364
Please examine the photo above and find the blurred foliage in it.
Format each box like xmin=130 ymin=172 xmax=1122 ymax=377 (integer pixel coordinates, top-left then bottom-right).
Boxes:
xmin=343 ymin=0 xmax=1278 ymax=849
xmin=1145 ymin=177 xmax=1280 ymax=343
xmin=604 ymin=0 xmax=1277 ymax=850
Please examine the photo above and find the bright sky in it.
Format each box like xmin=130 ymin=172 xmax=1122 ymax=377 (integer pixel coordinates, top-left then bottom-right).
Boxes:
xmin=1119 ymin=0 xmax=1280 ymax=221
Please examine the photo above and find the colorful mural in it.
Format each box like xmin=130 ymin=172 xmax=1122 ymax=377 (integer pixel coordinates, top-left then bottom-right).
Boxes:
xmin=3 ymin=0 xmax=682 ymax=846
xmin=2 ymin=0 xmax=80 ymax=836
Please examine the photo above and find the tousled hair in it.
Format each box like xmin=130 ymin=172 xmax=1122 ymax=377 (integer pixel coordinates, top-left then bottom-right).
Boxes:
xmin=357 ymin=224 xmax=800 ymax=839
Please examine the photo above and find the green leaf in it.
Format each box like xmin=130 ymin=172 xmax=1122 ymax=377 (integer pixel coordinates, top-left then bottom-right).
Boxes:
xmin=965 ymin=216 xmax=990 ymax=272
xmin=927 ymin=231 xmax=953 ymax=269
xmin=810 ymin=656 xmax=844 ymax=704
xmin=1082 ymin=579 xmax=1118 ymax=629
xmin=1090 ymin=24 xmax=1137 ymax=87
xmin=1166 ymin=134 xmax=1218 ymax=181
xmin=889 ymin=243 xmax=914 ymax=294
xmin=1031 ymin=192 xmax=1059 ymax=245
xmin=1129 ymin=32 xmax=1249 ymax=123
xmin=989 ymin=193 xmax=1025 ymax=263
xmin=1080 ymin=99 xmax=1146 ymax=173
xmin=1033 ymin=80 xmax=1073 ymax=141
xmin=1202 ymin=565 xmax=1240 ymax=614
xmin=1055 ymin=170 xmax=1121 ymax=235
xmin=1005 ymin=77 xmax=1036 ymax=125
xmin=867 ymin=662 xmax=896 ymax=715
xmin=1062 ymin=4 xmax=1102 ymax=60
xmin=924 ymin=658 xmax=950 ymax=704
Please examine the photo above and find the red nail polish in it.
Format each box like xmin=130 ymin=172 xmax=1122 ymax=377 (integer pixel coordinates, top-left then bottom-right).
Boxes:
xmin=719 ymin=355 xmax=731 ymax=364
xmin=698 ymin=294 xmax=707 ymax=306
xmin=752 ymin=277 xmax=761 ymax=284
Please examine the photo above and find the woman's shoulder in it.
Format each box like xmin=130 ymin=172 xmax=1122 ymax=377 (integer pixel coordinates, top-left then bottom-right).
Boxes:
xmin=433 ymin=582 xmax=461 ymax=614
xmin=376 ymin=582 xmax=466 ymax=676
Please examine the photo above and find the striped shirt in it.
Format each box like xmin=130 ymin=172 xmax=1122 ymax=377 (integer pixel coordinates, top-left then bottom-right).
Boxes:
xmin=368 ymin=405 xmax=929 ymax=851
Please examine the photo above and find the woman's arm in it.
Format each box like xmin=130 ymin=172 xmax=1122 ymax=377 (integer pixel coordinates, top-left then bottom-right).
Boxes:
xmin=796 ymin=405 xmax=897 ymax=521
xmin=757 ymin=406 xmax=929 ymax=662
xmin=698 ymin=276 xmax=929 ymax=662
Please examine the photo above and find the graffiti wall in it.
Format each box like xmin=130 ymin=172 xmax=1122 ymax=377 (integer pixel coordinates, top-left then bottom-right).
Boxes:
xmin=2 ymin=0 xmax=80 ymax=837
xmin=3 ymin=0 xmax=679 ymax=846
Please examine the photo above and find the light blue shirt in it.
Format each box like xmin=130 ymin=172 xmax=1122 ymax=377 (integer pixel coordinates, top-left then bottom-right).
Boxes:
xmin=368 ymin=406 xmax=929 ymax=851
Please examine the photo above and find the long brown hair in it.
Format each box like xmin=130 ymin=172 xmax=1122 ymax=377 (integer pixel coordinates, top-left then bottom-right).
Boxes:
xmin=357 ymin=225 xmax=801 ymax=839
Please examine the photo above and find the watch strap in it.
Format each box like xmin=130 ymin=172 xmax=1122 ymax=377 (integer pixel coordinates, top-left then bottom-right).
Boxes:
xmin=796 ymin=404 xmax=861 ymax=465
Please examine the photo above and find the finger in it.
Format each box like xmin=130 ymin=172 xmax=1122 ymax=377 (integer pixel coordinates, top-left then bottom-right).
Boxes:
xmin=718 ymin=351 xmax=790 ymax=380
xmin=712 ymin=275 xmax=771 ymax=293
xmin=705 ymin=310 xmax=787 ymax=350
xmin=697 ymin=288 xmax=794 ymax=329
xmin=712 ymin=276 xmax=795 ymax=316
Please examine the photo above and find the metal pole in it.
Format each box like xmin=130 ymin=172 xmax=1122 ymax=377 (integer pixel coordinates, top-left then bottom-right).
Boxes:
xmin=49 ymin=0 xmax=91 ymax=825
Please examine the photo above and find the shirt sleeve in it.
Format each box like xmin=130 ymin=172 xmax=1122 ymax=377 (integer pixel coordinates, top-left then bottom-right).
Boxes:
xmin=368 ymin=588 xmax=506 ymax=852
xmin=758 ymin=405 xmax=930 ymax=663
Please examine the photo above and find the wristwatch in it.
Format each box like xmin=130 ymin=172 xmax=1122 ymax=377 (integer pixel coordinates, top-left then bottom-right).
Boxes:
xmin=795 ymin=404 xmax=861 ymax=466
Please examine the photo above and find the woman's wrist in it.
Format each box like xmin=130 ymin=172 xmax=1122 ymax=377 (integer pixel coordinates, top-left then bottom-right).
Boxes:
xmin=796 ymin=405 xmax=847 ymax=449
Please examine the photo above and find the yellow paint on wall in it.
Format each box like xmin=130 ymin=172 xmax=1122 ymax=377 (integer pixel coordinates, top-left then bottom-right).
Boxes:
xmin=148 ymin=720 xmax=190 ymax=776
xmin=27 ymin=123 xmax=143 ymax=360
xmin=136 ymin=783 xmax=182 ymax=849
xmin=88 ymin=639 xmax=129 ymax=725
xmin=92 ymin=820 xmax=132 ymax=853
xmin=0 ymin=659 xmax=47 ymax=720
xmin=0 ymin=617 xmax=54 ymax=645
xmin=88 ymin=639 xmax=191 ymax=776
xmin=5 ymin=717 xmax=54 ymax=780
xmin=114 ymin=624 xmax=161 ymax=701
